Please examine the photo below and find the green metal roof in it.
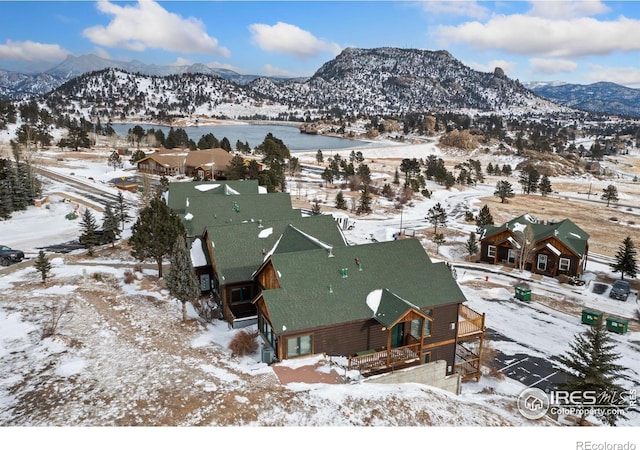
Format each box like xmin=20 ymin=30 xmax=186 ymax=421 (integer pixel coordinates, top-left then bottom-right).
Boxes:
xmin=208 ymin=214 xmax=347 ymax=285
xmin=482 ymin=213 xmax=589 ymax=257
xmin=167 ymin=180 xmax=261 ymax=213
xmin=261 ymin=238 xmax=466 ymax=335
xmin=374 ymin=289 xmax=423 ymax=328
xmin=182 ymin=192 xmax=301 ymax=236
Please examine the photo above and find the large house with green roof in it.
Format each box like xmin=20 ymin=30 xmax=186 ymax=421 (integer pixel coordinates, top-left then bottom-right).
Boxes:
xmin=253 ymin=238 xmax=485 ymax=380
xmin=479 ymin=213 xmax=589 ymax=278
xmin=202 ymin=215 xmax=349 ymax=325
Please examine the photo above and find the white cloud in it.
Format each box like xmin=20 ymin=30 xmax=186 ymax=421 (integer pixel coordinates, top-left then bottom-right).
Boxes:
xmin=435 ymin=15 xmax=640 ymax=58
xmin=206 ymin=61 xmax=248 ymax=74
xmin=93 ymin=47 xmax=112 ymax=60
xmin=466 ymin=59 xmax=518 ymax=76
xmin=82 ymin=0 xmax=230 ymax=57
xmin=422 ymin=1 xmax=489 ymax=19
xmin=584 ymin=64 xmax=640 ymax=87
xmin=262 ymin=64 xmax=298 ymax=78
xmin=249 ymin=22 xmax=341 ymax=60
xmin=528 ymin=0 xmax=609 ymax=19
xmin=171 ymin=57 xmax=193 ymax=67
xmin=530 ymin=58 xmax=578 ymax=75
xmin=0 ymin=39 xmax=70 ymax=62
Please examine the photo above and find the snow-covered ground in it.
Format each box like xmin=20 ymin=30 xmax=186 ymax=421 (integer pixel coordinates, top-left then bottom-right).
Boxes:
xmin=1 ymin=141 xmax=639 ymax=445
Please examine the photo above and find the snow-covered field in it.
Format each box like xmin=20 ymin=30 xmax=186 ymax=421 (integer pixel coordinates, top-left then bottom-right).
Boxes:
xmin=1 ymin=137 xmax=639 ymax=446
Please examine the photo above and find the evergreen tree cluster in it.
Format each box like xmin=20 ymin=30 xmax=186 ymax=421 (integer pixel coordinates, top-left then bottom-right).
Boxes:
xmin=0 ymin=157 xmax=42 ymax=220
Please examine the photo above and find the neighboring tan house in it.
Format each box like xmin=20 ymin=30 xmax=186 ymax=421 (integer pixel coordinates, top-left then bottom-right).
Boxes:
xmin=136 ymin=149 xmax=187 ymax=177
xmin=253 ymin=238 xmax=485 ymax=381
xmin=184 ymin=148 xmax=234 ymax=180
xmin=137 ymin=148 xmax=234 ymax=179
xmin=479 ymin=213 xmax=589 ymax=278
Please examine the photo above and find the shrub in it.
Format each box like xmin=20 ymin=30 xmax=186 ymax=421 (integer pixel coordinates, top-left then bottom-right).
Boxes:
xmin=557 ymin=274 xmax=570 ymax=284
xmin=123 ymin=271 xmax=135 ymax=284
xmin=92 ymin=272 xmax=103 ymax=282
xmin=228 ymin=329 xmax=259 ymax=356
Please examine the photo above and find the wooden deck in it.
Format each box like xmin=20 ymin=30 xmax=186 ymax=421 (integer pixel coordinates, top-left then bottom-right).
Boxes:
xmin=456 ymin=304 xmax=485 ymax=381
xmin=347 ymin=344 xmax=420 ymax=373
xmin=458 ymin=304 xmax=485 ymax=339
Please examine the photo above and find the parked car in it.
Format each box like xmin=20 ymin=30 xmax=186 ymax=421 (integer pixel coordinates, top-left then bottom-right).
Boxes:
xmin=0 ymin=244 xmax=25 ymax=266
xmin=609 ymin=280 xmax=631 ymax=301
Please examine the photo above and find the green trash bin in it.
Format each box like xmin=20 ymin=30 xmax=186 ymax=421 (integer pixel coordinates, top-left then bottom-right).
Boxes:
xmin=581 ymin=309 xmax=603 ymax=325
xmin=606 ymin=316 xmax=628 ymax=334
xmin=515 ymin=284 xmax=531 ymax=302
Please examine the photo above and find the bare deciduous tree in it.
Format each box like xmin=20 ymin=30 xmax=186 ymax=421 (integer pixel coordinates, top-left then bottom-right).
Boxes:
xmin=41 ymin=299 xmax=73 ymax=339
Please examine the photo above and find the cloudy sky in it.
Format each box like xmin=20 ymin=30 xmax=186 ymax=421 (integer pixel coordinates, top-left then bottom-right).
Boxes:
xmin=1 ymin=0 xmax=640 ymax=87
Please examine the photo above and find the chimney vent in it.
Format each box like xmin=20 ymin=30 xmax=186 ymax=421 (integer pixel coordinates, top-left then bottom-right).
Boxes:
xmin=341 ymin=268 xmax=349 ymax=278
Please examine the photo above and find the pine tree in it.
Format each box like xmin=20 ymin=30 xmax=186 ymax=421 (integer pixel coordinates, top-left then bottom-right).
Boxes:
xmin=465 ymin=232 xmax=479 ymax=261
xmin=602 ymin=184 xmax=619 ymax=207
xmin=610 ymin=236 xmax=638 ymax=280
xmin=432 ymin=232 xmax=446 ymax=253
xmin=475 ymin=204 xmax=494 ymax=234
xmin=335 ymin=190 xmax=347 ymax=210
xmin=79 ymin=209 xmax=99 ymax=255
xmin=34 ymin=250 xmax=52 ymax=283
xmin=539 ymin=175 xmax=553 ymax=196
xmin=129 ymin=197 xmax=185 ymax=278
xmin=556 ymin=320 xmax=628 ymax=426
xmin=165 ymin=235 xmax=200 ymax=322
xmin=116 ymin=191 xmax=129 ymax=232
xmin=102 ymin=202 xmax=120 ymax=247
xmin=393 ymin=168 xmax=400 ymax=185
xmin=494 ymin=180 xmax=515 ymax=203
xmin=356 ymin=184 xmax=372 ymax=215
xmin=426 ymin=202 xmax=447 ymax=234
xmin=311 ymin=198 xmax=322 ymax=215
xmin=486 ymin=162 xmax=494 ymax=175
xmin=108 ymin=151 xmax=123 ymax=171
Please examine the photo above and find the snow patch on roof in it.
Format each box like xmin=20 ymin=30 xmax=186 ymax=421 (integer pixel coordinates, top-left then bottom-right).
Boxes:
xmin=546 ymin=242 xmax=561 ymax=256
xmin=288 ymin=225 xmax=333 ymax=250
xmin=191 ymin=238 xmax=208 ymax=267
xmin=225 ymin=185 xmax=240 ymax=195
xmin=366 ymin=289 xmax=384 ymax=314
xmin=184 ymin=213 xmax=193 ymax=221
xmin=194 ymin=184 xmax=220 ymax=192
xmin=511 ymin=223 xmax=527 ymax=234
xmin=569 ymin=232 xmax=582 ymax=239
xmin=258 ymin=186 xmax=267 ymax=194
xmin=258 ymin=227 xmax=273 ymax=239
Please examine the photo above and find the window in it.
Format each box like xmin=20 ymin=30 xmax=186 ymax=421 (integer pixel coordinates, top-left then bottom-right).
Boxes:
xmin=410 ymin=319 xmax=422 ymax=340
xmin=537 ymin=254 xmax=548 ymax=271
xmin=287 ymin=335 xmax=312 ymax=358
xmin=487 ymin=245 xmax=496 ymax=258
xmin=259 ymin=316 xmax=275 ymax=348
xmin=423 ymin=309 xmax=433 ymax=337
xmin=231 ymin=286 xmax=252 ymax=303
xmin=507 ymin=249 xmax=516 ymax=264
xmin=559 ymin=257 xmax=571 ymax=272
xmin=199 ymin=274 xmax=210 ymax=291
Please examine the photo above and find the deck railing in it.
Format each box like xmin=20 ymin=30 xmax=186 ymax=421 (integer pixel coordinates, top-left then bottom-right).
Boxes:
xmin=348 ymin=343 xmax=420 ymax=373
xmin=458 ymin=304 xmax=485 ymax=338
xmin=455 ymin=344 xmax=481 ymax=381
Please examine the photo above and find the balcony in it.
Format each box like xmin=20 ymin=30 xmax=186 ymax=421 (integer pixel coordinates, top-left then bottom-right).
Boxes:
xmin=347 ymin=343 xmax=421 ymax=374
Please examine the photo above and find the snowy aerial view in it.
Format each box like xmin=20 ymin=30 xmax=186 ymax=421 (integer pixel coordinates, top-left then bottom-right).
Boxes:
xmin=1 ymin=1 xmax=640 ymax=448
xmin=1 ymin=120 xmax=639 ymax=446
